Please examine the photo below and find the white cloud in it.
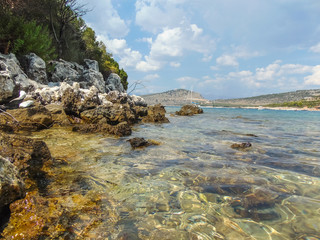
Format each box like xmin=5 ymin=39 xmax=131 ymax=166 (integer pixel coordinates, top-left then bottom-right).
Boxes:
xmin=310 ymin=43 xmax=320 ymax=53
xmin=170 ymin=62 xmax=181 ymax=68
xmin=97 ymin=36 xmax=142 ymax=69
xmin=216 ymin=55 xmax=239 ymax=67
xmin=81 ymin=0 xmax=129 ymax=38
xmin=136 ymin=25 xmax=215 ymax=72
xmin=135 ymin=0 xmax=187 ymax=33
xmin=144 ymin=74 xmax=160 ymax=81
xmin=304 ymin=65 xmax=320 ymax=85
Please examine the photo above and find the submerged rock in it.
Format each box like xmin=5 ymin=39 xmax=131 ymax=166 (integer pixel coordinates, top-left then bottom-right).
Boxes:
xmin=176 ymin=104 xmax=203 ymax=116
xmin=127 ymin=137 xmax=159 ymax=149
xmin=0 ymin=155 xmax=25 ymax=210
xmin=231 ymin=142 xmax=252 ymax=150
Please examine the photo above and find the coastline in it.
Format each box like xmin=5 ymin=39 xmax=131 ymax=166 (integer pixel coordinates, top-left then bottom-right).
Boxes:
xmin=212 ymin=106 xmax=320 ymax=112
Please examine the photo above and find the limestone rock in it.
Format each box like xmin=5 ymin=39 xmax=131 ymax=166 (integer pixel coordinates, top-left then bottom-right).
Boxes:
xmin=0 ymin=60 xmax=19 ymax=104
xmin=175 ymin=104 xmax=203 ymax=116
xmin=20 ymin=53 xmax=47 ymax=84
xmin=6 ymin=106 xmax=53 ymax=131
xmin=45 ymin=104 xmax=71 ymax=126
xmin=48 ymin=59 xmax=80 ymax=83
xmin=105 ymin=73 xmax=124 ymax=93
xmin=19 ymin=100 xmax=34 ymax=108
xmin=0 ymin=155 xmax=25 ymax=209
xmin=81 ymin=69 xmax=105 ymax=93
xmin=130 ymin=95 xmax=147 ymax=107
xmin=0 ymin=133 xmax=51 ymax=179
xmin=142 ymin=104 xmax=169 ymax=123
xmin=84 ymin=59 xmax=99 ymax=71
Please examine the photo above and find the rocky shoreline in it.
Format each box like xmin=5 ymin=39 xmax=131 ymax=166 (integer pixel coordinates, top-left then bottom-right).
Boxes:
xmin=0 ymin=52 xmax=175 ymax=238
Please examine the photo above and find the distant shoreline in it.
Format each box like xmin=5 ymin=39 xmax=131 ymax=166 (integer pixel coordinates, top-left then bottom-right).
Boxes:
xmin=212 ymin=106 xmax=320 ymax=112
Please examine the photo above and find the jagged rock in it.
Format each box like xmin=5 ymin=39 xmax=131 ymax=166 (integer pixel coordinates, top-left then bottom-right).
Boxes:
xmin=105 ymin=73 xmax=124 ymax=93
xmin=231 ymin=142 xmax=252 ymax=150
xmin=0 ymin=53 xmax=30 ymax=89
xmin=44 ymin=104 xmax=71 ymax=126
xmin=142 ymin=104 xmax=169 ymax=123
xmin=72 ymin=121 xmax=132 ymax=137
xmin=0 ymin=60 xmax=19 ymax=104
xmin=0 ymin=155 xmax=25 ymax=210
xmin=105 ymin=90 xmax=128 ymax=104
xmin=0 ymin=133 xmax=51 ymax=179
xmin=84 ymin=59 xmax=99 ymax=71
xmin=175 ymin=104 xmax=203 ymax=116
xmin=81 ymin=69 xmax=105 ymax=93
xmin=6 ymin=106 xmax=53 ymax=131
xmin=20 ymin=53 xmax=48 ymax=84
xmin=61 ymin=84 xmax=82 ymax=116
xmin=130 ymin=95 xmax=147 ymax=107
xmin=48 ymin=59 xmax=80 ymax=83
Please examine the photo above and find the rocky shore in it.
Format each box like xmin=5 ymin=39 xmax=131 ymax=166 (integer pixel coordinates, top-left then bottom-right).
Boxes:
xmin=0 ymin=53 xmax=171 ymax=238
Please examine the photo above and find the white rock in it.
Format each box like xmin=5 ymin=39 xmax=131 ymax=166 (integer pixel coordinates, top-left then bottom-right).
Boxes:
xmin=19 ymin=100 xmax=34 ymax=108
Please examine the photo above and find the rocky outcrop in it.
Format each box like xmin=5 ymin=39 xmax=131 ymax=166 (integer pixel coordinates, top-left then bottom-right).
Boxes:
xmin=105 ymin=73 xmax=124 ymax=93
xmin=20 ymin=53 xmax=48 ymax=84
xmin=48 ymin=59 xmax=81 ymax=83
xmin=5 ymin=106 xmax=53 ymax=131
xmin=0 ymin=133 xmax=51 ymax=180
xmin=142 ymin=104 xmax=169 ymax=123
xmin=0 ymin=155 xmax=25 ymax=210
xmin=175 ymin=104 xmax=203 ymax=116
xmin=0 ymin=61 xmax=19 ymax=104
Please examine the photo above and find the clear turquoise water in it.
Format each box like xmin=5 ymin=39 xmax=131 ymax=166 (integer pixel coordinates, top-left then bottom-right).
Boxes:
xmin=33 ymin=107 xmax=320 ymax=239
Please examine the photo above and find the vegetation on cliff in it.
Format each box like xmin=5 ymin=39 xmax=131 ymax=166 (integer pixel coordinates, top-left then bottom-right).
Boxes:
xmin=0 ymin=0 xmax=128 ymax=90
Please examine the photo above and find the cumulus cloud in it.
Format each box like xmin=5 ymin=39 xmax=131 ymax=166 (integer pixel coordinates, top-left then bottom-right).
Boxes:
xmin=97 ymin=35 xmax=142 ymax=69
xmin=136 ymin=25 xmax=215 ymax=72
xmin=135 ymin=0 xmax=187 ymax=33
xmin=304 ymin=65 xmax=320 ymax=85
xmin=170 ymin=62 xmax=181 ymax=68
xmin=80 ymin=0 xmax=129 ymax=38
xmin=216 ymin=55 xmax=239 ymax=67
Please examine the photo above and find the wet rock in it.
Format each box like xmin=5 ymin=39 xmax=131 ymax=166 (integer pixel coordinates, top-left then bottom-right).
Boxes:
xmin=45 ymin=104 xmax=71 ymax=126
xmin=127 ymin=137 xmax=157 ymax=149
xmin=176 ymin=104 xmax=203 ymax=116
xmin=72 ymin=121 xmax=132 ymax=137
xmin=20 ymin=53 xmax=48 ymax=84
xmin=0 ymin=133 xmax=51 ymax=180
xmin=142 ymin=104 xmax=169 ymax=123
xmin=0 ymin=155 xmax=25 ymax=210
xmin=6 ymin=106 xmax=53 ymax=131
xmin=105 ymin=73 xmax=125 ymax=93
xmin=231 ymin=142 xmax=252 ymax=150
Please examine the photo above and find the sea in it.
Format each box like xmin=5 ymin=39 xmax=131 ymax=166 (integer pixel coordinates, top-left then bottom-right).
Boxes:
xmin=32 ymin=107 xmax=320 ymax=239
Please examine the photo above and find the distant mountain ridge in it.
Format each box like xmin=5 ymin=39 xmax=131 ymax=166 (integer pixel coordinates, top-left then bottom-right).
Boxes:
xmin=213 ymin=89 xmax=320 ymax=106
xmin=142 ymin=89 xmax=210 ymax=106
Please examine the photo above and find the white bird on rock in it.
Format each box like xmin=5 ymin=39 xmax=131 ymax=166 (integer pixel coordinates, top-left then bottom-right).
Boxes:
xmin=10 ymin=90 xmax=26 ymax=102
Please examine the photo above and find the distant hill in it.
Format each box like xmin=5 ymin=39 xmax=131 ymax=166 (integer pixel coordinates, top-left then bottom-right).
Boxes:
xmin=142 ymin=89 xmax=210 ymax=106
xmin=213 ymin=89 xmax=320 ymax=106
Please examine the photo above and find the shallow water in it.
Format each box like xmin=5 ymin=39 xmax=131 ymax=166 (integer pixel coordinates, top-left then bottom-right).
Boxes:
xmin=31 ymin=107 xmax=320 ymax=239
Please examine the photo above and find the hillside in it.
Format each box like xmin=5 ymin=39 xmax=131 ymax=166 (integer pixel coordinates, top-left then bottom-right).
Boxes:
xmin=213 ymin=89 xmax=320 ymax=107
xmin=142 ymin=89 xmax=210 ymax=106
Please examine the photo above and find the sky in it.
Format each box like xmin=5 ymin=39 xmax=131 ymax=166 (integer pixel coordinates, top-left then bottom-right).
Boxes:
xmin=78 ymin=0 xmax=320 ymax=99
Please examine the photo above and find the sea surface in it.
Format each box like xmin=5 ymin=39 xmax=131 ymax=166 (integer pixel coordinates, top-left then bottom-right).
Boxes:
xmin=32 ymin=107 xmax=320 ymax=239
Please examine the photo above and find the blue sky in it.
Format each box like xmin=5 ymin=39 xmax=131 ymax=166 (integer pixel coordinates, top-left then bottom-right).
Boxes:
xmin=79 ymin=0 xmax=320 ymax=99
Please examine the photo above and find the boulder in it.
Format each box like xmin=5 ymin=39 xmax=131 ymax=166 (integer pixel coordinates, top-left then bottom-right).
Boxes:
xmin=84 ymin=59 xmax=99 ymax=71
xmin=81 ymin=69 xmax=105 ymax=93
xmin=105 ymin=90 xmax=128 ymax=104
xmin=44 ymin=104 xmax=71 ymax=126
xmin=0 ymin=133 xmax=51 ymax=179
xmin=142 ymin=104 xmax=169 ymax=123
xmin=0 ymin=53 xmax=29 ymax=89
xmin=0 ymin=155 xmax=25 ymax=210
xmin=48 ymin=59 xmax=80 ymax=83
xmin=130 ymin=95 xmax=147 ymax=107
xmin=175 ymin=104 xmax=203 ymax=116
xmin=6 ymin=106 xmax=53 ymax=131
xmin=0 ymin=60 xmax=19 ymax=104
xmin=61 ymin=84 xmax=82 ymax=116
xmin=20 ymin=53 xmax=48 ymax=84
xmin=105 ymin=73 xmax=124 ymax=93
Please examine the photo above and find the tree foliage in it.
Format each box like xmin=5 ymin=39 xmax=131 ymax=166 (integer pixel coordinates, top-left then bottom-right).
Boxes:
xmin=0 ymin=0 xmax=128 ymax=90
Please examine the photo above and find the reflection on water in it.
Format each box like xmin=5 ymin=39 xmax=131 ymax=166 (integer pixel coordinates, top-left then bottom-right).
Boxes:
xmin=29 ymin=108 xmax=320 ymax=239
